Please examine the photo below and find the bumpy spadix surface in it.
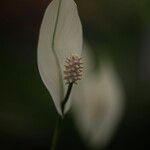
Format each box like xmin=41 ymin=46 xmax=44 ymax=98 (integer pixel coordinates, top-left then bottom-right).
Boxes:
xmin=37 ymin=0 xmax=82 ymax=115
xmin=64 ymin=55 xmax=83 ymax=84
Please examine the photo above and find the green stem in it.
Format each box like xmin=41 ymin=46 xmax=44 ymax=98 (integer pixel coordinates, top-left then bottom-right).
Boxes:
xmin=51 ymin=115 xmax=62 ymax=150
xmin=51 ymin=83 xmax=73 ymax=150
xmin=61 ymin=83 xmax=73 ymax=116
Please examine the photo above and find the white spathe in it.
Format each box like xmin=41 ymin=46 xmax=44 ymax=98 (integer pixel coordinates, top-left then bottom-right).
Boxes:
xmin=37 ymin=0 xmax=83 ymax=115
xmin=72 ymin=56 xmax=125 ymax=148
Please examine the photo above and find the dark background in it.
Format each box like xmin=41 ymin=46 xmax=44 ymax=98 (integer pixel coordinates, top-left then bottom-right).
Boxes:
xmin=0 ymin=0 xmax=150 ymax=149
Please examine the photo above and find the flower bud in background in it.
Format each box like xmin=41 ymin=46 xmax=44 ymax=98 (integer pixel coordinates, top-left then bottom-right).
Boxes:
xmin=37 ymin=0 xmax=83 ymax=116
xmin=72 ymin=45 xmax=125 ymax=148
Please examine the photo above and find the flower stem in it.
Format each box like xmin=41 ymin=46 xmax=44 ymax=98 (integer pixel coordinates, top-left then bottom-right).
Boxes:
xmin=51 ymin=83 xmax=73 ymax=150
xmin=51 ymin=115 xmax=62 ymax=150
xmin=61 ymin=83 xmax=73 ymax=116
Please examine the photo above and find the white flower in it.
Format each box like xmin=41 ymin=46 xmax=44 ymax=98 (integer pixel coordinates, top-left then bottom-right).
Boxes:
xmin=72 ymin=50 xmax=125 ymax=148
xmin=37 ymin=0 xmax=83 ymax=116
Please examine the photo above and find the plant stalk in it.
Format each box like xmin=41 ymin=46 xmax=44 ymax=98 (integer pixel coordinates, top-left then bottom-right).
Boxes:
xmin=51 ymin=115 xmax=62 ymax=150
xmin=61 ymin=83 xmax=73 ymax=116
xmin=51 ymin=83 xmax=73 ymax=150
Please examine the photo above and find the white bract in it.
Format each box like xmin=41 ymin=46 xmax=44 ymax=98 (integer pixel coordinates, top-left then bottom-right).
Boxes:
xmin=72 ymin=53 xmax=125 ymax=148
xmin=37 ymin=0 xmax=82 ymax=115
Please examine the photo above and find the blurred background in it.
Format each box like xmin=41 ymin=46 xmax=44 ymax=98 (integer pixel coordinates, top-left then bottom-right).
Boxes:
xmin=0 ymin=0 xmax=150 ymax=149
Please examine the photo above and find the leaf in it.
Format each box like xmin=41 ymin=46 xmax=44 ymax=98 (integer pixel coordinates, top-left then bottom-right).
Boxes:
xmin=37 ymin=0 xmax=82 ymax=115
